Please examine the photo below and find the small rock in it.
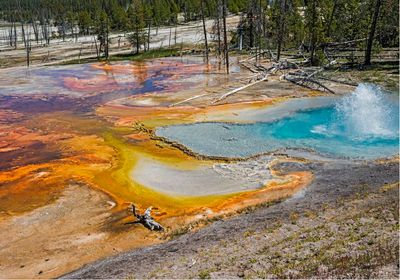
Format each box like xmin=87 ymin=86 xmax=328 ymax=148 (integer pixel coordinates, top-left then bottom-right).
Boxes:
xmin=168 ymin=247 xmax=179 ymax=252
xmin=237 ymin=270 xmax=245 ymax=278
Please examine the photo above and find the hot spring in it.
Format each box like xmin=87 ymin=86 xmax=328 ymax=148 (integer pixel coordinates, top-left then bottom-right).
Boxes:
xmin=157 ymin=84 xmax=399 ymax=159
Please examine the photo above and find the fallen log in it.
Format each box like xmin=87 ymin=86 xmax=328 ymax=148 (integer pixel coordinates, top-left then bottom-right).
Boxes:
xmin=213 ymin=60 xmax=297 ymax=104
xmin=317 ymin=76 xmax=358 ymax=86
xmin=284 ymin=74 xmax=336 ymax=94
xmin=240 ymin=62 xmax=259 ymax=73
xmin=127 ymin=204 xmax=164 ymax=231
xmin=307 ymin=60 xmax=337 ymax=79
xmin=321 ymin=38 xmax=367 ymax=48
xmin=238 ymin=49 xmax=272 ymax=63
xmin=212 ymin=75 xmax=269 ymax=103
xmin=169 ymin=93 xmax=209 ymax=107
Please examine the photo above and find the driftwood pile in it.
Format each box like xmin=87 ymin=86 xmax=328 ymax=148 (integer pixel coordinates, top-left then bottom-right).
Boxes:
xmin=213 ymin=59 xmax=298 ymax=103
xmin=282 ymin=60 xmax=337 ymax=94
xmin=171 ymin=42 xmax=365 ymax=107
xmin=213 ymin=47 xmax=345 ymax=103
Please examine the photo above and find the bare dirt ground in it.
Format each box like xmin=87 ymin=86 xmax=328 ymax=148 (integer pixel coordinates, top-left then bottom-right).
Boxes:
xmin=62 ymin=159 xmax=399 ymax=279
xmin=0 ymin=184 xmax=114 ymax=279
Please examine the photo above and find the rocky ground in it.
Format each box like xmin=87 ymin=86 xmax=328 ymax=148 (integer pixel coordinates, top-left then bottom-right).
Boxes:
xmin=62 ymin=159 xmax=399 ymax=279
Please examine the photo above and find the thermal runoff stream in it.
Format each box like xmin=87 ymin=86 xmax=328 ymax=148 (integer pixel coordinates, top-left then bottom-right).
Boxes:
xmin=157 ymin=84 xmax=399 ymax=159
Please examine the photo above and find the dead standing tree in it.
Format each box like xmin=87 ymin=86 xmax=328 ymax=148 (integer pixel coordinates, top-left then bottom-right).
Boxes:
xmin=216 ymin=0 xmax=223 ymax=59
xmin=364 ymin=0 xmax=382 ymax=65
xmin=222 ymin=0 xmax=229 ymax=74
xmin=200 ymin=0 xmax=209 ymax=63
xmin=277 ymin=0 xmax=288 ymax=61
xmin=127 ymin=204 xmax=164 ymax=231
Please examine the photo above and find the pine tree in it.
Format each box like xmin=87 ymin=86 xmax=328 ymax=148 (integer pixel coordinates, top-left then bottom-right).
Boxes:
xmin=127 ymin=0 xmax=146 ymax=54
xmin=95 ymin=10 xmax=110 ymax=59
xmin=305 ymin=0 xmax=324 ymax=65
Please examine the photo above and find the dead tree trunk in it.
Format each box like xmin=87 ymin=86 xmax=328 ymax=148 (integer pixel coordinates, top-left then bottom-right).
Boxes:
xmin=277 ymin=0 xmax=287 ymax=61
xmin=325 ymin=0 xmax=338 ymax=38
xmin=216 ymin=0 xmax=222 ymax=58
xmin=222 ymin=0 xmax=229 ymax=74
xmin=201 ymin=0 xmax=209 ymax=63
xmin=257 ymin=0 xmax=263 ymax=65
xmin=214 ymin=60 xmax=292 ymax=103
xmin=309 ymin=0 xmax=318 ymax=65
xmin=32 ymin=19 xmax=39 ymax=44
xmin=26 ymin=42 xmax=31 ymax=67
xmin=105 ymin=18 xmax=109 ymax=60
xmin=129 ymin=205 xmax=164 ymax=231
xmin=168 ymin=25 xmax=172 ymax=48
xmin=364 ymin=0 xmax=382 ymax=65
xmin=13 ymin=21 xmax=17 ymax=49
xmin=21 ymin=23 xmax=26 ymax=48
xmin=94 ymin=36 xmax=100 ymax=60
xmin=249 ymin=7 xmax=254 ymax=48
xmin=283 ymin=60 xmax=337 ymax=94
xmin=174 ymin=23 xmax=177 ymax=45
xmin=21 ymin=22 xmax=31 ymax=67
xmin=147 ymin=19 xmax=151 ymax=51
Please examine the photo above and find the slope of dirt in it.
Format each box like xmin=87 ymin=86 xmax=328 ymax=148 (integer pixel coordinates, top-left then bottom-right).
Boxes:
xmin=61 ymin=160 xmax=399 ymax=279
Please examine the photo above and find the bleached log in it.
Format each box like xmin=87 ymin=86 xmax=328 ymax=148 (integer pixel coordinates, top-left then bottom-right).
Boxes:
xmin=212 ymin=75 xmax=269 ymax=103
xmin=283 ymin=74 xmax=336 ymax=94
xmin=317 ymin=76 xmax=357 ymax=86
xmin=129 ymin=204 xmax=164 ymax=231
xmin=169 ymin=93 xmax=209 ymax=107
xmin=213 ymin=60 xmax=298 ymax=104
xmin=238 ymin=50 xmax=270 ymax=63
xmin=306 ymin=60 xmax=337 ymax=79
xmin=240 ymin=62 xmax=259 ymax=73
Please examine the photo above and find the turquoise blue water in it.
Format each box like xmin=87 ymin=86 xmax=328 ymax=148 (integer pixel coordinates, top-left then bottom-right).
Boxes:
xmin=157 ymin=85 xmax=399 ymax=159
